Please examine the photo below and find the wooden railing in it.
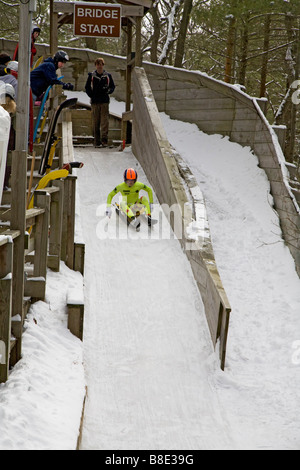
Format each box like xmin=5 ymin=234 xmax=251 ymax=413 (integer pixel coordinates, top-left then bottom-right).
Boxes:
xmin=0 ymin=232 xmax=16 ymax=382
xmin=0 ymin=87 xmax=85 ymax=383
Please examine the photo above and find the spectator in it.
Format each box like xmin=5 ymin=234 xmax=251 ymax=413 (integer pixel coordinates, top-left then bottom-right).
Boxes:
xmin=0 ymin=83 xmax=16 ymax=190
xmin=85 ymin=57 xmax=115 ymax=148
xmin=13 ymin=25 xmax=41 ymax=67
xmin=0 ymin=61 xmax=18 ymax=99
xmin=30 ymin=26 xmax=41 ymax=67
xmin=30 ymin=50 xmax=74 ymax=102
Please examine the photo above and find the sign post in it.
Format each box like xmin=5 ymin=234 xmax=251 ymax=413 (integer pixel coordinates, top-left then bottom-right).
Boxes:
xmin=74 ymin=2 xmax=122 ymax=38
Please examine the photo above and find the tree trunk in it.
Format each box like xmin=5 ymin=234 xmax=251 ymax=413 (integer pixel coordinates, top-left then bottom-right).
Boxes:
xmin=238 ymin=13 xmax=250 ymax=86
xmin=224 ymin=15 xmax=236 ymax=83
xmin=148 ymin=6 xmax=161 ymax=63
xmin=260 ymin=14 xmax=271 ymax=97
xmin=85 ymin=37 xmax=97 ymax=51
xmin=283 ymin=13 xmax=299 ymax=162
xmin=159 ymin=1 xmax=184 ymax=65
xmin=174 ymin=0 xmax=193 ymax=68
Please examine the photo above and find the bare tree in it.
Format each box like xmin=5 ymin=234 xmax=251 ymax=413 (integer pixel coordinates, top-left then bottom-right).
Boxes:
xmin=158 ymin=0 xmax=184 ymax=65
xmin=174 ymin=0 xmax=194 ymax=68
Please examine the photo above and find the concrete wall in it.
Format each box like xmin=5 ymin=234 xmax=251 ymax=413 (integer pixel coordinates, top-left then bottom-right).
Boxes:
xmin=1 ymin=39 xmax=299 ymax=274
xmin=132 ymin=68 xmax=231 ymax=370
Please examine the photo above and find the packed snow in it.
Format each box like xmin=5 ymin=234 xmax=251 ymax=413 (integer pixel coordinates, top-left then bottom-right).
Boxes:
xmin=0 ymin=263 xmax=85 ymax=450
xmin=160 ymin=113 xmax=300 ymax=450
xmin=0 ymin=94 xmax=300 ymax=450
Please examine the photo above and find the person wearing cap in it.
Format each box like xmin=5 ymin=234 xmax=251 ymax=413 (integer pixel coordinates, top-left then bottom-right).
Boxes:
xmin=30 ymin=26 xmax=41 ymax=67
xmin=30 ymin=50 xmax=74 ymax=102
xmin=106 ymin=168 xmax=155 ymax=229
xmin=85 ymin=57 xmax=115 ymax=148
xmin=13 ymin=25 xmax=41 ymax=67
xmin=0 ymin=61 xmax=18 ymax=100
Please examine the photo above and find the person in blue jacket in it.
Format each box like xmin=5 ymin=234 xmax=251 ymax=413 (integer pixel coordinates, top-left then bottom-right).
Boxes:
xmin=30 ymin=50 xmax=74 ymax=101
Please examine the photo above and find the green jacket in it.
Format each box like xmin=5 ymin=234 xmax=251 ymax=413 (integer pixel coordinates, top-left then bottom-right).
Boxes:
xmin=107 ymin=181 xmax=153 ymax=207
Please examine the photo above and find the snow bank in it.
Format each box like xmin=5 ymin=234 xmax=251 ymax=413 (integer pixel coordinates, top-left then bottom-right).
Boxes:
xmin=161 ymin=112 xmax=300 ymax=449
xmin=0 ymin=262 xmax=86 ymax=450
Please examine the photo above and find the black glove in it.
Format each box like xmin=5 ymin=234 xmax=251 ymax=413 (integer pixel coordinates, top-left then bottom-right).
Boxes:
xmin=63 ymin=82 xmax=74 ymax=91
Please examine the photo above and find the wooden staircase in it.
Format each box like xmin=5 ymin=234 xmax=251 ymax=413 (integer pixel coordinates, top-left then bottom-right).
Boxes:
xmin=71 ymin=103 xmax=122 ymax=147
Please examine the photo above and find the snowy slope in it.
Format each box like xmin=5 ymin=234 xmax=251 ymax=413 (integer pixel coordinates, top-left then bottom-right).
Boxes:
xmin=76 ymin=147 xmax=234 ymax=450
xmin=160 ymin=113 xmax=300 ymax=450
xmin=75 ymin=103 xmax=300 ymax=450
xmin=0 ymin=263 xmax=85 ymax=450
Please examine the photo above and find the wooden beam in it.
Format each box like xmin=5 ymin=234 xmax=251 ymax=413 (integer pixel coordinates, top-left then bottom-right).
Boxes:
xmin=50 ymin=0 xmax=58 ymax=56
xmin=48 ymin=179 xmax=64 ymax=272
xmin=24 ymin=278 xmax=46 ymax=299
xmin=73 ymin=243 xmax=85 ymax=276
xmin=53 ymin=1 xmax=145 ymax=17
xmin=122 ymin=0 xmax=152 ymax=8
xmin=53 ymin=1 xmax=73 ymax=13
xmin=126 ymin=21 xmax=133 ymax=114
xmin=61 ymin=176 xmax=77 ymax=269
xmin=0 ymin=239 xmax=13 ymax=382
xmin=0 ymin=277 xmax=12 ymax=382
xmin=33 ymin=192 xmax=50 ymax=282
xmin=135 ymin=16 xmax=142 ymax=67
xmin=10 ymin=150 xmax=27 ymax=364
xmin=15 ymin=2 xmax=31 ymax=150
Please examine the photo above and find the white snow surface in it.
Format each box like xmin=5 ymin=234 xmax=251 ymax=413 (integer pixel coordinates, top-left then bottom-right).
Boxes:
xmin=0 ymin=263 xmax=85 ymax=450
xmin=0 ymin=95 xmax=300 ymax=449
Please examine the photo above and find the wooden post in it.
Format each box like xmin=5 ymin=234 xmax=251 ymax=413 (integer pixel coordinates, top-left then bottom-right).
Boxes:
xmin=125 ymin=21 xmax=133 ymax=143
xmin=61 ymin=176 xmax=77 ymax=269
xmin=0 ymin=240 xmax=13 ymax=383
xmin=15 ymin=1 xmax=32 ymax=150
xmin=67 ymin=302 xmax=84 ymax=341
xmin=10 ymin=150 xmax=27 ymax=363
xmin=48 ymin=181 xmax=64 ymax=271
xmin=135 ymin=16 xmax=142 ymax=67
xmin=33 ymin=191 xmax=51 ymax=281
xmin=74 ymin=243 xmax=85 ymax=276
xmin=50 ymin=0 xmax=58 ymax=56
xmin=10 ymin=0 xmax=35 ymax=364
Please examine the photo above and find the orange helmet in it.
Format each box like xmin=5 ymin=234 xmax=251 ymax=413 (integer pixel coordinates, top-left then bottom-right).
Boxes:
xmin=124 ymin=168 xmax=137 ymax=182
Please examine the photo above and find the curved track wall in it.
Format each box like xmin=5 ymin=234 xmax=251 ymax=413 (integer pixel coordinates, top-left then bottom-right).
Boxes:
xmin=132 ymin=67 xmax=231 ymax=370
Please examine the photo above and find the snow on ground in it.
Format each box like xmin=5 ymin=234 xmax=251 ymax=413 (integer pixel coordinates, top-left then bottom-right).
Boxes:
xmin=0 ymin=263 xmax=85 ymax=450
xmin=160 ymin=113 xmax=300 ymax=450
xmin=76 ymin=147 xmax=233 ymax=450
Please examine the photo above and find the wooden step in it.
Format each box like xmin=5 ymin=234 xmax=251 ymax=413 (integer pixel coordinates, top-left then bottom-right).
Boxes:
xmin=27 ymin=155 xmax=60 ymax=172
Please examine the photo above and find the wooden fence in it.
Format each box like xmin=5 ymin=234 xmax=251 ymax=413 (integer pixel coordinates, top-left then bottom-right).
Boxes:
xmin=0 ymin=87 xmax=85 ymax=383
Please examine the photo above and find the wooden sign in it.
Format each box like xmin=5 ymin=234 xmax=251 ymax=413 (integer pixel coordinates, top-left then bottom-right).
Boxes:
xmin=74 ymin=2 xmax=122 ymax=38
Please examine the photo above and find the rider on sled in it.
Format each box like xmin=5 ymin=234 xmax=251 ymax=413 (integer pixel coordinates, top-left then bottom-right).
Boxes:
xmin=106 ymin=168 xmax=156 ymax=230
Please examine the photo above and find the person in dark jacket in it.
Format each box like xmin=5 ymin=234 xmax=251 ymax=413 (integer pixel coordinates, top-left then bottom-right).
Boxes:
xmin=30 ymin=50 xmax=73 ymax=101
xmin=85 ymin=57 xmax=115 ymax=147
